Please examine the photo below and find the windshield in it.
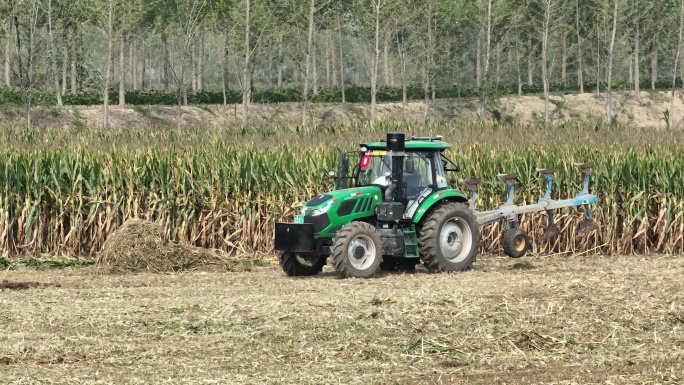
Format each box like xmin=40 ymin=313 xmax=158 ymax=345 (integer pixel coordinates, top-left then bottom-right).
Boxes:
xmin=356 ymin=150 xmax=446 ymax=192
xmin=357 ymin=152 xmax=391 ymax=186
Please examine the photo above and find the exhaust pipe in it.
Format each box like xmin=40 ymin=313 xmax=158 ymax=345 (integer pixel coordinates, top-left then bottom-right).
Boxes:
xmin=384 ymin=132 xmax=405 ymax=202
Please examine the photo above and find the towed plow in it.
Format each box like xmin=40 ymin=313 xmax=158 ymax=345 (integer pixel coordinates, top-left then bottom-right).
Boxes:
xmin=459 ymin=162 xmax=599 ymax=258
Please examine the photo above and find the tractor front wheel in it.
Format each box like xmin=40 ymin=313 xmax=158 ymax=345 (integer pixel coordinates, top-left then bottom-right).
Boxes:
xmin=331 ymin=222 xmax=383 ymax=278
xmin=418 ymin=202 xmax=481 ymax=272
xmin=279 ymin=251 xmax=326 ymax=276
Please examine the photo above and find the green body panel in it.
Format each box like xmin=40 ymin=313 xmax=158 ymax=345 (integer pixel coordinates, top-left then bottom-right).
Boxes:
xmin=363 ymin=139 xmax=451 ymax=151
xmin=302 ymin=186 xmax=383 ymax=238
xmin=411 ymin=189 xmax=469 ymax=223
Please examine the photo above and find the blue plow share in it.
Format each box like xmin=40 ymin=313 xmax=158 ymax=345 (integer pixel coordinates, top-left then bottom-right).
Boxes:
xmin=459 ymin=162 xmax=599 ymax=258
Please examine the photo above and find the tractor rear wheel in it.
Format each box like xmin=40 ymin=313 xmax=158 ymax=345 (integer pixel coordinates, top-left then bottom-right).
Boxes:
xmin=331 ymin=222 xmax=383 ymax=278
xmin=279 ymin=251 xmax=326 ymax=276
xmin=418 ymin=202 xmax=481 ymax=272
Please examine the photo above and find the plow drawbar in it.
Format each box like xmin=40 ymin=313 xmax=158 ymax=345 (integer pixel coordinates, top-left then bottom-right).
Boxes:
xmin=459 ymin=162 xmax=599 ymax=258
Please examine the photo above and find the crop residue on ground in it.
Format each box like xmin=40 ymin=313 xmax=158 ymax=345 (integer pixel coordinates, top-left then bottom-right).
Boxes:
xmin=0 ymin=254 xmax=683 ymax=384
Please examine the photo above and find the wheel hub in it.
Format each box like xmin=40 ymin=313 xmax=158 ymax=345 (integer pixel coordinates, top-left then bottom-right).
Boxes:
xmin=347 ymin=235 xmax=377 ymax=270
xmin=439 ymin=217 xmax=473 ymax=263
xmin=514 ymin=236 xmax=526 ymax=251
xmin=353 ymin=245 xmax=366 ymax=259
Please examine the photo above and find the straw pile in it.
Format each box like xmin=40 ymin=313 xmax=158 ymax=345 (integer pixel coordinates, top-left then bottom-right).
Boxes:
xmin=97 ymin=219 xmax=234 ymax=273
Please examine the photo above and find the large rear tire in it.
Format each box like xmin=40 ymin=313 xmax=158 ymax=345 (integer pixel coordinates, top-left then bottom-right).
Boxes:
xmin=331 ymin=222 xmax=383 ymax=278
xmin=279 ymin=251 xmax=326 ymax=276
xmin=418 ymin=202 xmax=481 ymax=272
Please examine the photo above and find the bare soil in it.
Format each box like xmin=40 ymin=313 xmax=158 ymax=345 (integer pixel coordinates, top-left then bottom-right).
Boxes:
xmin=4 ymin=90 xmax=684 ymax=129
xmin=1 ymin=254 xmax=683 ymax=384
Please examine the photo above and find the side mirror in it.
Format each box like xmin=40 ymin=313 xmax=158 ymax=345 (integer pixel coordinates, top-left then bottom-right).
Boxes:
xmin=405 ymin=158 xmax=414 ymax=174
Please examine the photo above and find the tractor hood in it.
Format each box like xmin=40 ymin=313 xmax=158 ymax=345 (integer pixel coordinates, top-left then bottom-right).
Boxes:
xmin=300 ymin=186 xmax=383 ymax=237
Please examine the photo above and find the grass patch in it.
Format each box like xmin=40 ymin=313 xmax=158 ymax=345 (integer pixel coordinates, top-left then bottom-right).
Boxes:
xmin=0 ymin=257 xmax=95 ymax=270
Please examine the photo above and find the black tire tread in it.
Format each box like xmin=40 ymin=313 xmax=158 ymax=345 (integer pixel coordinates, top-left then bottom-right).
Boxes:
xmin=279 ymin=251 xmax=325 ymax=276
xmin=418 ymin=201 xmax=481 ymax=272
xmin=331 ymin=221 xmax=383 ymax=278
xmin=502 ymin=227 xmax=531 ymax=258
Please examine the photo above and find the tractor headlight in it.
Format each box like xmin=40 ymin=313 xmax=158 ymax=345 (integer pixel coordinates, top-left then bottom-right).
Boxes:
xmin=312 ymin=204 xmax=332 ymax=216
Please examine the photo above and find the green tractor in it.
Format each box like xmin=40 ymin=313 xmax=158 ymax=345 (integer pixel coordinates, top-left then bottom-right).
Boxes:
xmin=274 ymin=132 xmax=480 ymax=278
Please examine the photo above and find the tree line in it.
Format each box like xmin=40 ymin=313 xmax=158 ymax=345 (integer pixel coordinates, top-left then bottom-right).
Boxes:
xmin=3 ymin=0 xmax=684 ymax=128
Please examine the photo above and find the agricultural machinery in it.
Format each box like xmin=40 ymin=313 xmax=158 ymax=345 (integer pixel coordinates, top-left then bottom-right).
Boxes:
xmin=274 ymin=132 xmax=598 ymax=278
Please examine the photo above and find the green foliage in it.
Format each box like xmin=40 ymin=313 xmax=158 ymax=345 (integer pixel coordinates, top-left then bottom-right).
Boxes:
xmin=3 ymin=79 xmax=683 ymax=107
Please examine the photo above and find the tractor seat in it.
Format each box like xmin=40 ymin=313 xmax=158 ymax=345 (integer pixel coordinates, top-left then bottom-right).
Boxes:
xmin=403 ymin=172 xmax=423 ymax=200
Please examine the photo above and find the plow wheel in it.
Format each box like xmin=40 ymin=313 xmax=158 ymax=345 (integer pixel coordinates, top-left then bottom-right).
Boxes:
xmin=418 ymin=202 xmax=481 ymax=273
xmin=502 ymin=228 xmax=531 ymax=258
xmin=331 ymin=222 xmax=383 ymax=278
xmin=279 ymin=251 xmax=326 ymax=276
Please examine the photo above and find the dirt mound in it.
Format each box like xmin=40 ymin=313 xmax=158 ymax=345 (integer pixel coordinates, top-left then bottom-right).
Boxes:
xmin=97 ymin=219 xmax=235 ymax=273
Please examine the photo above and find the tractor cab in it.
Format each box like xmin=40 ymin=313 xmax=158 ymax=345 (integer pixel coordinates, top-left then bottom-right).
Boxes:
xmin=335 ymin=134 xmax=460 ymax=216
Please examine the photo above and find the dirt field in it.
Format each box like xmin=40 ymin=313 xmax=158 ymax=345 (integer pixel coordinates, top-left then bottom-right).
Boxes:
xmin=1 ymin=254 xmax=683 ymax=384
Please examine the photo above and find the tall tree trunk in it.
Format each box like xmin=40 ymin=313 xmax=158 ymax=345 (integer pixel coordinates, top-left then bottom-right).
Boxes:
xmin=242 ymin=0 xmax=251 ymax=125
xmin=103 ymin=0 xmax=114 ymax=129
xmin=576 ymin=0 xmax=583 ymax=92
xmin=595 ymin=21 xmax=600 ymax=95
xmin=516 ymin=29 xmax=522 ymax=96
xmin=606 ymin=0 xmax=618 ymax=121
xmin=331 ymin=30 xmax=337 ymax=87
xmin=423 ymin=0 xmax=433 ymax=124
xmin=562 ymin=35 xmax=567 ymax=84
xmin=47 ymin=0 xmax=62 ymax=106
xmin=198 ymin=35 xmax=204 ymax=91
xmin=396 ymin=23 xmax=407 ymax=106
xmin=476 ymin=27 xmax=482 ymax=88
xmin=222 ymin=36 xmax=229 ymax=104
xmin=670 ymin=0 xmax=684 ymax=129
xmin=119 ymin=34 xmax=125 ymax=107
xmin=527 ymin=38 xmax=533 ymax=85
xmin=61 ymin=24 xmax=67 ymax=95
xmin=338 ymin=21 xmax=345 ymax=103
xmin=277 ymin=31 xmax=283 ymax=88
xmin=162 ymin=28 xmax=169 ymax=90
xmin=70 ymin=25 xmax=77 ymax=94
xmin=131 ymin=39 xmax=138 ymax=91
xmin=325 ymin=31 xmax=331 ymax=87
xmin=301 ymin=0 xmax=315 ymax=127
xmin=542 ymin=0 xmax=551 ymax=126
xmin=651 ymin=35 xmax=658 ymax=90
xmin=141 ymin=39 xmax=146 ymax=90
xmin=383 ymin=29 xmax=390 ymax=86
xmin=312 ymin=27 xmax=318 ymax=95
xmin=3 ymin=22 xmax=9 ymax=86
xmin=479 ymin=0 xmax=492 ymax=122
xmin=371 ymin=0 xmax=381 ymax=122
xmin=191 ymin=41 xmax=197 ymax=93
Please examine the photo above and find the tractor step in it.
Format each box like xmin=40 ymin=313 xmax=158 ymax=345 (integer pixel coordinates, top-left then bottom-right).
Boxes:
xmin=402 ymin=227 xmax=419 ymax=258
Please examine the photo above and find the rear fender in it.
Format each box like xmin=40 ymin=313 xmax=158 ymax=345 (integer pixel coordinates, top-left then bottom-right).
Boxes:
xmin=411 ymin=190 xmax=469 ymax=224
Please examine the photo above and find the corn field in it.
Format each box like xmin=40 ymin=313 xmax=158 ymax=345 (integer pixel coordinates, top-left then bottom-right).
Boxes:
xmin=1 ymin=121 xmax=683 ymax=258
